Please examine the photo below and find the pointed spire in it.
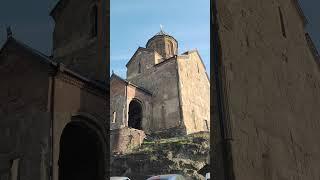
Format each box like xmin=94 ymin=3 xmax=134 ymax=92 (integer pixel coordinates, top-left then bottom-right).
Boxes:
xmin=6 ymin=26 xmax=12 ymax=39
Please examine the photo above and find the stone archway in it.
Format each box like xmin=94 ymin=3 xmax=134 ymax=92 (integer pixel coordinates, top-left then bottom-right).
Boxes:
xmin=128 ymin=99 xmax=143 ymax=130
xmin=58 ymin=121 xmax=104 ymax=180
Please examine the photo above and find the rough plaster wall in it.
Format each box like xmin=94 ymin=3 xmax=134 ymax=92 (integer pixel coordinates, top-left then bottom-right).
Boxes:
xmin=110 ymin=79 xmax=127 ymax=130
xmin=52 ymin=73 xmax=106 ymax=180
xmin=126 ymin=85 xmax=152 ymax=133
xmin=127 ymin=50 xmax=156 ymax=79
xmin=177 ymin=53 xmax=210 ymax=134
xmin=216 ymin=0 xmax=320 ymax=179
xmin=0 ymin=44 xmax=51 ymax=180
xmin=127 ymin=59 xmax=182 ymax=132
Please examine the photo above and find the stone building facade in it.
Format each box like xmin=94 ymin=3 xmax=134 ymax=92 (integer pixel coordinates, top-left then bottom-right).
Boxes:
xmin=0 ymin=0 xmax=108 ymax=180
xmin=214 ymin=0 xmax=320 ymax=179
xmin=110 ymin=30 xmax=210 ymax=136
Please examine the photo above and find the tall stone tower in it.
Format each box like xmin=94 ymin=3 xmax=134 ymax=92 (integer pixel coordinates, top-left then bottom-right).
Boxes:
xmin=50 ymin=0 xmax=106 ymax=81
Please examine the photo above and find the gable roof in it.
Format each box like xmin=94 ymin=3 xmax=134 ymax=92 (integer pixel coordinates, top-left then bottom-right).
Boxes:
xmin=110 ymin=73 xmax=152 ymax=95
xmin=125 ymin=47 xmax=160 ymax=67
xmin=0 ymin=36 xmax=56 ymax=66
xmin=181 ymin=49 xmax=210 ymax=81
xmin=0 ymin=36 xmax=106 ymax=91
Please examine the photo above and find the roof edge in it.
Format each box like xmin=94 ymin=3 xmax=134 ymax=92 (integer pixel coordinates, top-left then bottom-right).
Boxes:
xmin=111 ymin=73 xmax=152 ymax=95
xmin=292 ymin=0 xmax=308 ymax=27
xmin=58 ymin=63 xmax=106 ymax=91
xmin=179 ymin=49 xmax=210 ymax=81
xmin=146 ymin=34 xmax=178 ymax=48
xmin=125 ymin=47 xmax=158 ymax=67
xmin=305 ymin=33 xmax=320 ymax=62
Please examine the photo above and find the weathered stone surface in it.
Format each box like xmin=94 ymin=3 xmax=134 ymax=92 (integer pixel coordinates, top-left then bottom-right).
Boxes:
xmin=52 ymin=70 xmax=107 ymax=180
xmin=127 ymin=57 xmax=182 ymax=132
xmin=110 ymin=127 xmax=146 ymax=154
xmin=0 ymin=38 xmax=52 ymax=180
xmin=51 ymin=0 xmax=106 ymax=81
xmin=216 ymin=0 xmax=320 ymax=179
xmin=110 ymin=74 xmax=152 ymax=131
xmin=177 ymin=51 xmax=210 ymax=134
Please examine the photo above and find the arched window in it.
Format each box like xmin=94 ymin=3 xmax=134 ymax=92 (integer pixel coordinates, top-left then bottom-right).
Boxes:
xmin=138 ymin=61 xmax=141 ymax=73
xmin=169 ymin=41 xmax=174 ymax=55
xmin=90 ymin=5 xmax=98 ymax=38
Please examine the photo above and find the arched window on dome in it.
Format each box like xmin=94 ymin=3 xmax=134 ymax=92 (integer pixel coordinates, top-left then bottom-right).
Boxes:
xmin=90 ymin=5 xmax=98 ymax=38
xmin=169 ymin=41 xmax=174 ymax=56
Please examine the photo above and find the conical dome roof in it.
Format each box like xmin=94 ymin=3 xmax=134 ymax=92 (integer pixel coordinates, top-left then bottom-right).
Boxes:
xmin=146 ymin=27 xmax=178 ymax=59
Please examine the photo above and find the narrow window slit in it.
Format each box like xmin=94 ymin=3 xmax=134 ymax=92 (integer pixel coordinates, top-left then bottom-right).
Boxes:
xmin=278 ymin=7 xmax=287 ymax=38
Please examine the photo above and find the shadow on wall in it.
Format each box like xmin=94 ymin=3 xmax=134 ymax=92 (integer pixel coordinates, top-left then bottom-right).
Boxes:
xmin=56 ymin=80 xmax=108 ymax=180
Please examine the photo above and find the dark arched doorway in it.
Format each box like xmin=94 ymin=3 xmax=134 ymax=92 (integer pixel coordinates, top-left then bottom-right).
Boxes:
xmin=128 ymin=99 xmax=143 ymax=130
xmin=58 ymin=121 xmax=104 ymax=180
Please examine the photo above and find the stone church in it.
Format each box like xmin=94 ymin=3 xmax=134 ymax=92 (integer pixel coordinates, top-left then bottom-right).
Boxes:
xmin=110 ymin=29 xmax=210 ymax=137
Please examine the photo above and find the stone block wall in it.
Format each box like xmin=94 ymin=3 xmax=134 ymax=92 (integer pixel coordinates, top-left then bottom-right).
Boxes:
xmin=52 ymin=70 xmax=107 ymax=180
xmin=126 ymin=84 xmax=152 ymax=132
xmin=127 ymin=49 xmax=160 ymax=79
xmin=0 ymin=41 xmax=52 ymax=180
xmin=216 ymin=0 xmax=320 ymax=179
xmin=177 ymin=52 xmax=210 ymax=134
xmin=110 ymin=128 xmax=146 ymax=154
xmin=128 ymin=58 xmax=183 ymax=132
xmin=110 ymin=77 xmax=127 ymax=130
xmin=51 ymin=0 xmax=105 ymax=81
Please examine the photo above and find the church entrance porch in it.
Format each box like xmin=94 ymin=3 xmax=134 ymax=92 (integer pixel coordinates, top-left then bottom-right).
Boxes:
xmin=128 ymin=99 xmax=143 ymax=130
xmin=58 ymin=121 xmax=104 ymax=180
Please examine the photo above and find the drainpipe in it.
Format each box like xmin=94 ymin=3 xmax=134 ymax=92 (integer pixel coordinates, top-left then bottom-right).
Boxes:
xmin=212 ymin=0 xmax=235 ymax=180
xmin=48 ymin=64 xmax=57 ymax=180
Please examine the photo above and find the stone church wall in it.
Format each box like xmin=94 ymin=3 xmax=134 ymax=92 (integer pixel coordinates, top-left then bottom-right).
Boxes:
xmin=52 ymin=0 xmax=103 ymax=81
xmin=177 ymin=53 xmax=210 ymax=134
xmin=127 ymin=49 xmax=159 ymax=79
xmin=110 ymin=77 xmax=152 ymax=131
xmin=110 ymin=78 xmax=127 ymax=130
xmin=126 ymin=84 xmax=152 ymax=132
xmin=216 ymin=0 xmax=320 ymax=179
xmin=0 ymin=43 xmax=52 ymax=180
xmin=127 ymin=58 xmax=182 ymax=132
xmin=52 ymin=71 xmax=106 ymax=180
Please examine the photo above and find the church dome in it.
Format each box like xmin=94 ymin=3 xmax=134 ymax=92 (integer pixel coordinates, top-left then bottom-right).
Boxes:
xmin=146 ymin=28 xmax=178 ymax=59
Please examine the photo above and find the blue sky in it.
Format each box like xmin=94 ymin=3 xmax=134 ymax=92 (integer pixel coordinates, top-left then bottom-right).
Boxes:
xmin=110 ymin=0 xmax=210 ymax=78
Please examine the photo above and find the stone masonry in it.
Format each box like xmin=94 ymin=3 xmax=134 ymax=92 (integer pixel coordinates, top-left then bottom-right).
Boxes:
xmin=110 ymin=29 xmax=210 ymax=139
xmin=216 ymin=0 xmax=320 ymax=179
